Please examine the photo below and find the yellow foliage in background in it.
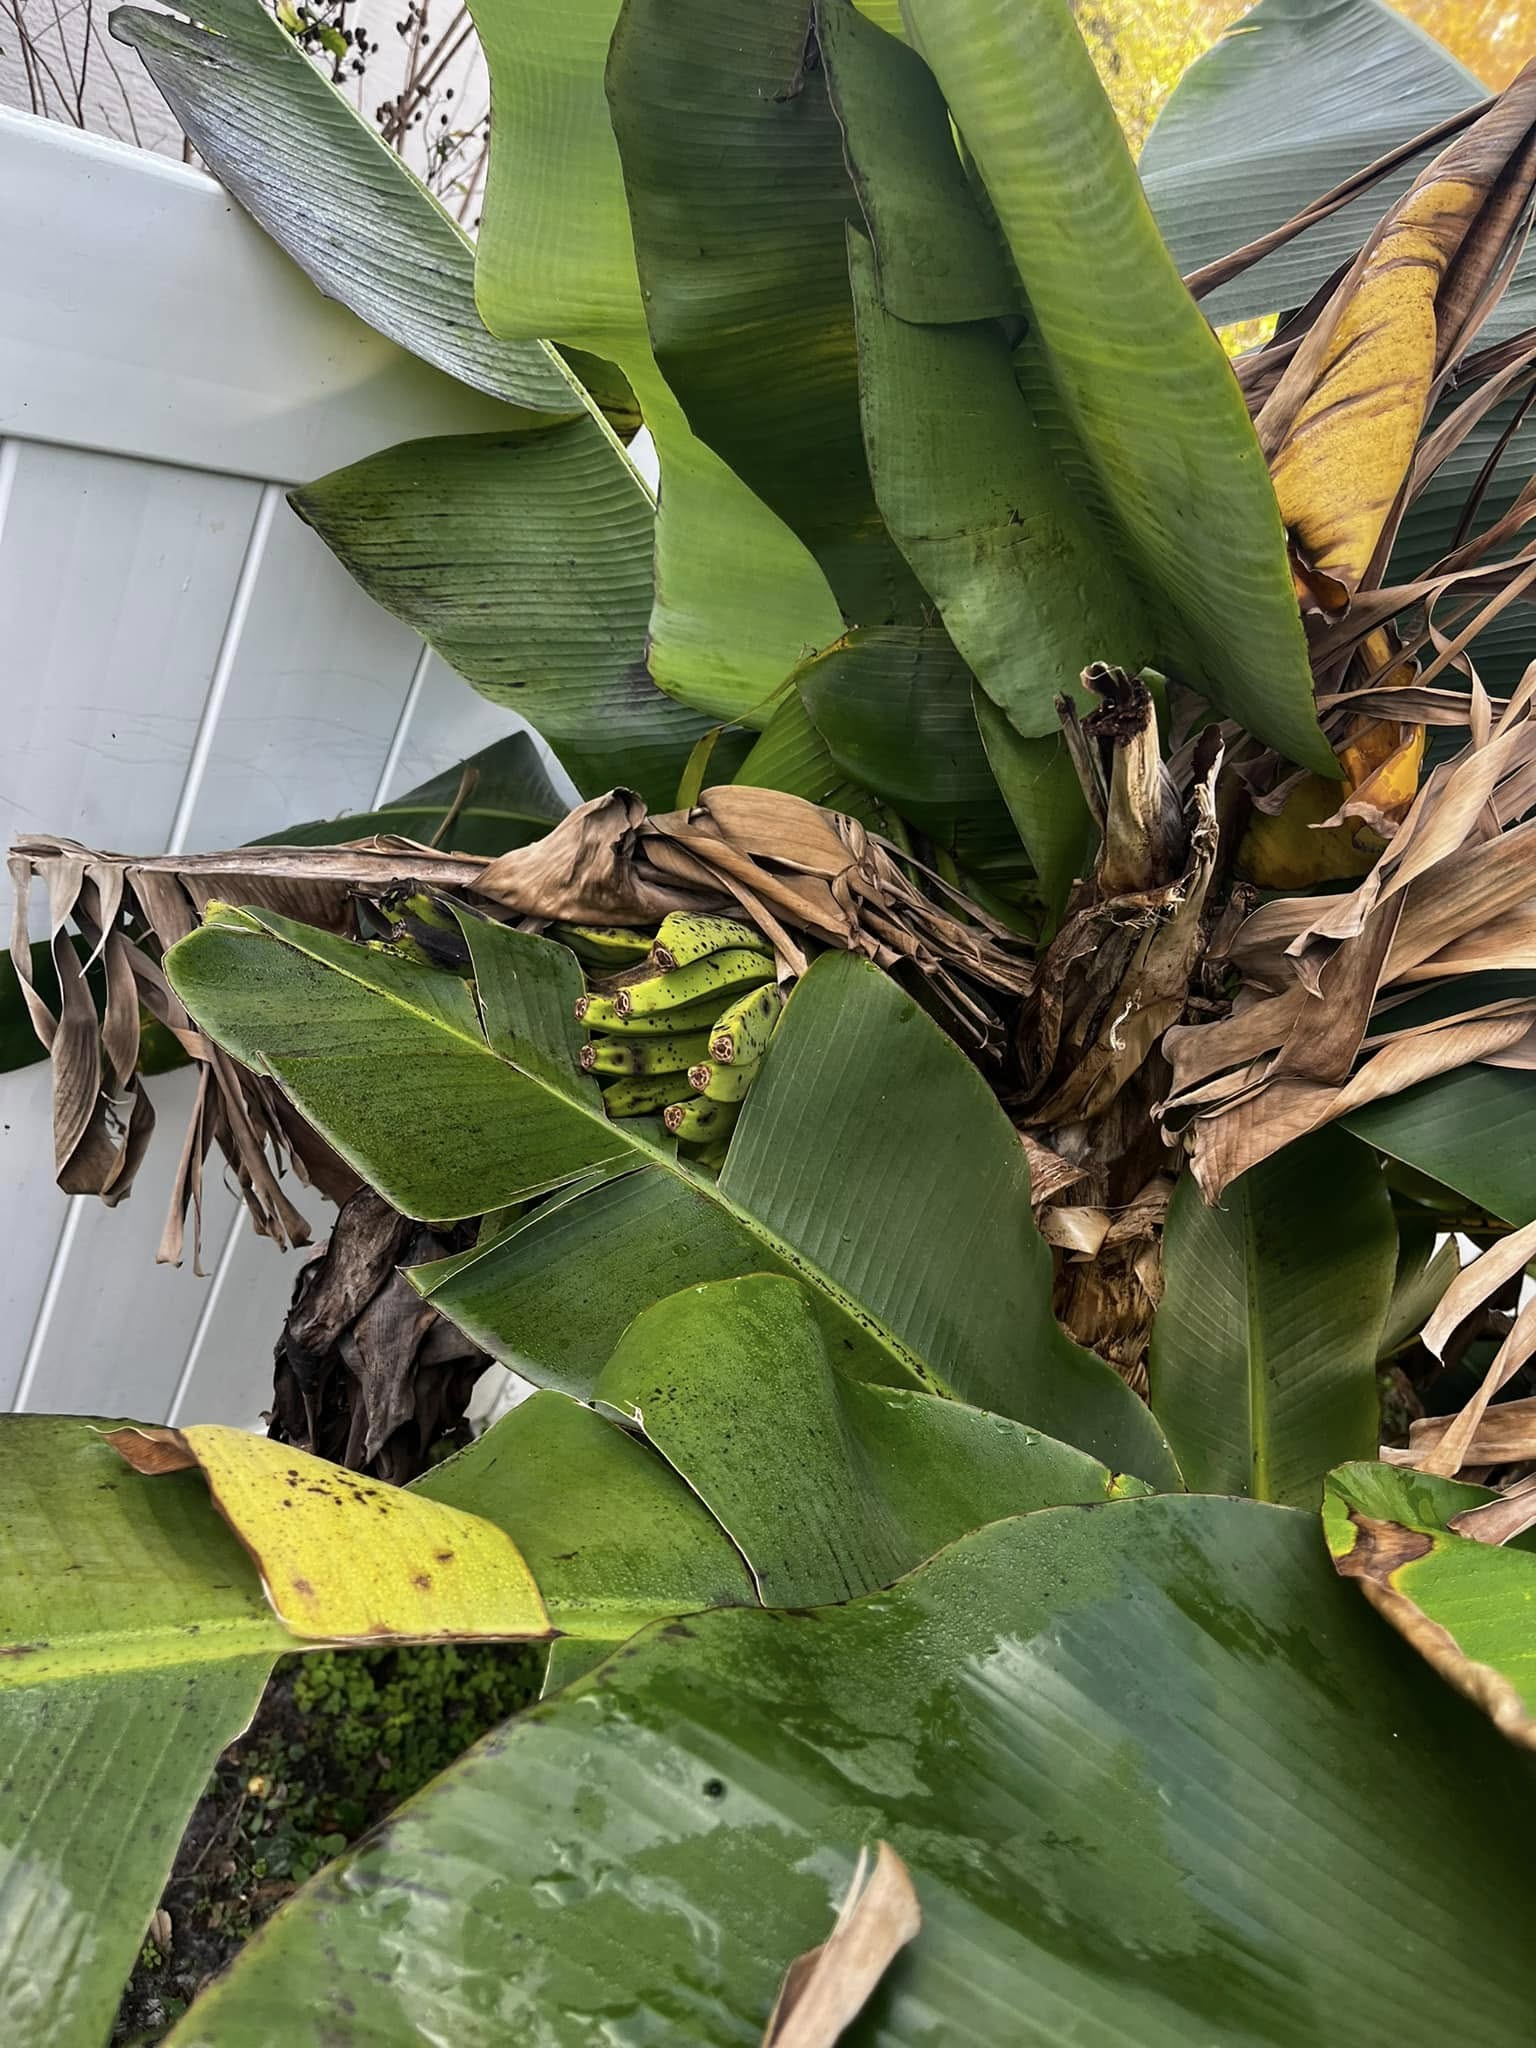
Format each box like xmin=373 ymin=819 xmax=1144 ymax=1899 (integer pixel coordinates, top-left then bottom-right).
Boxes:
xmin=1081 ymin=0 xmax=1519 ymax=160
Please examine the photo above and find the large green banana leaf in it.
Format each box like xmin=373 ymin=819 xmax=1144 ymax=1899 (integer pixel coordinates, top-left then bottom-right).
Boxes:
xmin=466 ymin=0 xmax=844 ymax=721
xmin=1141 ymin=0 xmax=1482 ymax=327
xmin=593 ymin=1274 xmax=1125 ymax=1605
xmin=165 ymin=911 xmax=1174 ymax=1481
xmin=110 ymin=0 xmax=578 ymax=413
xmin=0 ymin=1420 xmax=290 ymax=2048
xmin=897 ymin=0 xmax=1333 ymax=776
xmin=159 ymin=1495 xmax=1536 ymax=2046
xmin=1149 ymin=1128 xmax=1396 ymax=1505
xmin=605 ymin=0 xmax=926 ymax=630
xmin=290 ymin=428 xmax=726 ymax=808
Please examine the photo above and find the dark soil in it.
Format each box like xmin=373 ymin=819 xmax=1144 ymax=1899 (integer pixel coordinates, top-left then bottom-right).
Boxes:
xmin=113 ymin=1641 xmax=542 ymax=2045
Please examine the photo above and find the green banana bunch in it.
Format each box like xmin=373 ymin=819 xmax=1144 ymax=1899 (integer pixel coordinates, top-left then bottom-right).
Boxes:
xmin=567 ymin=909 xmax=788 ymax=1171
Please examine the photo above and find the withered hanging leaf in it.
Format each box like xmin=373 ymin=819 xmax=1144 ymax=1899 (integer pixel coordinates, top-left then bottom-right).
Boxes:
xmin=761 ymin=1843 xmax=920 ymax=2048
xmin=1261 ymin=66 xmax=1536 ymax=612
xmin=270 ymin=1189 xmax=490 ymax=1482
xmin=1164 ymin=677 xmax=1536 ymax=1197
xmin=11 ymin=788 xmax=1029 ymax=1249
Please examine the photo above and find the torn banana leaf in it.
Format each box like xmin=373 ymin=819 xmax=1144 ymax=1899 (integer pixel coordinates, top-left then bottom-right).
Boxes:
xmin=1325 ymin=1460 xmax=1536 ymax=1746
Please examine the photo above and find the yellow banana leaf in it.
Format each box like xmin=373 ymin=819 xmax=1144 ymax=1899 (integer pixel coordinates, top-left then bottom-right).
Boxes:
xmin=1263 ymin=67 xmax=1536 ymax=611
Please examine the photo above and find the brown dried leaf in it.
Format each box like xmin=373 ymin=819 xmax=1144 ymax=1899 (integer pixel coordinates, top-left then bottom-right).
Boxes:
xmin=762 ymin=1844 xmax=920 ymax=2048
xmin=1400 ymin=1395 xmax=1536 ymax=1469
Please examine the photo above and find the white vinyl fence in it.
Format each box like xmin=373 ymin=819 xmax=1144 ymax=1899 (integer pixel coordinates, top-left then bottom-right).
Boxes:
xmin=0 ymin=108 xmax=545 ymax=1426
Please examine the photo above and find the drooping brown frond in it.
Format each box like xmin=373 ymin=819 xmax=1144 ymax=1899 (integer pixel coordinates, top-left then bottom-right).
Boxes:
xmin=1163 ymin=671 xmax=1536 ymax=1198
xmin=10 ymin=787 xmax=1028 ymax=1259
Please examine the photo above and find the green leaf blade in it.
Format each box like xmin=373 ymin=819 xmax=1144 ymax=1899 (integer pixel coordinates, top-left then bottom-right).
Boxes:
xmin=110 ymin=0 xmax=578 ymax=413
xmin=1150 ymin=1129 xmax=1396 ymax=1506
xmin=901 ymin=0 xmax=1333 ymax=772
xmin=596 ymin=1273 xmax=1124 ymax=1606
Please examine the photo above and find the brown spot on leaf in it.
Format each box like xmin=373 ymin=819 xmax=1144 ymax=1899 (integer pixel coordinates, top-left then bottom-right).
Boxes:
xmin=1335 ymin=1512 xmax=1433 ymax=1582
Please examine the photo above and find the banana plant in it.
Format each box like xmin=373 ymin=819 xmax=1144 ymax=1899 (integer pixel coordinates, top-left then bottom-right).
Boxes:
xmin=12 ymin=0 xmax=1536 ymax=2041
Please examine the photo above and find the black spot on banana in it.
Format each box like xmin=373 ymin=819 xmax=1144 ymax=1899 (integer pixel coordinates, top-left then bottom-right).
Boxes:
xmin=709 ymin=983 xmax=784 ymax=1065
xmin=663 ymin=1096 xmax=740 ymax=1143
xmin=575 ymin=991 xmax=728 ymax=1035
xmin=614 ymin=947 xmax=775 ymax=1020
xmin=650 ymin=912 xmax=769 ymax=973
xmin=581 ymin=1031 xmax=714 ymax=1076
xmin=599 ymin=1071 xmax=688 ymax=1117
xmin=686 ymin=1058 xmax=760 ymax=1103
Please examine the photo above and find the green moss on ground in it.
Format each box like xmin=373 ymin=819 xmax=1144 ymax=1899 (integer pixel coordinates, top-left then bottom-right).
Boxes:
xmin=115 ymin=1642 xmax=543 ymax=2044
